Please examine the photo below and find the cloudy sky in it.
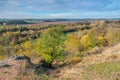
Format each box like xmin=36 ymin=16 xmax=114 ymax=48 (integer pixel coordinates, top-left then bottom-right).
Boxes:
xmin=0 ymin=0 xmax=120 ymax=19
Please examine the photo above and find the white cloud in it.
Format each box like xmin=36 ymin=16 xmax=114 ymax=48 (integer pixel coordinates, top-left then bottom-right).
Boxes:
xmin=49 ymin=13 xmax=73 ymax=18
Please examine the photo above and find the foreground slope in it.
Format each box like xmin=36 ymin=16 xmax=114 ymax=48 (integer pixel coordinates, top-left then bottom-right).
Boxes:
xmin=55 ymin=43 xmax=120 ymax=80
xmin=0 ymin=39 xmax=120 ymax=80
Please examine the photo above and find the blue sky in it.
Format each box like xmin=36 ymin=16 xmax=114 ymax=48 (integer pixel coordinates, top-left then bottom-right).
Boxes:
xmin=0 ymin=0 xmax=120 ymax=19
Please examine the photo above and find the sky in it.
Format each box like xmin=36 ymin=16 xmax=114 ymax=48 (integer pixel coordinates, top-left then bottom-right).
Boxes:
xmin=0 ymin=0 xmax=120 ymax=19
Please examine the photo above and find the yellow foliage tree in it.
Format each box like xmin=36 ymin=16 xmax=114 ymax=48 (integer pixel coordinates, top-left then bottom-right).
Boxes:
xmin=65 ymin=34 xmax=80 ymax=51
xmin=21 ymin=41 xmax=38 ymax=58
xmin=97 ymin=36 xmax=106 ymax=46
xmin=65 ymin=34 xmax=82 ymax=57
xmin=80 ymin=34 xmax=96 ymax=50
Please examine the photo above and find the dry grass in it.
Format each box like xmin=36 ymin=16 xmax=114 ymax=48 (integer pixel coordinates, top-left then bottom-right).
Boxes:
xmin=84 ymin=61 xmax=120 ymax=80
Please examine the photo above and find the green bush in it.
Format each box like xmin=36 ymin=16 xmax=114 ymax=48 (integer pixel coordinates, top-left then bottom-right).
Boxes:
xmin=36 ymin=26 xmax=67 ymax=65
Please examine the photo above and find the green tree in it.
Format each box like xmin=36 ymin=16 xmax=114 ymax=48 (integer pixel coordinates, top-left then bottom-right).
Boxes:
xmin=36 ymin=25 xmax=66 ymax=67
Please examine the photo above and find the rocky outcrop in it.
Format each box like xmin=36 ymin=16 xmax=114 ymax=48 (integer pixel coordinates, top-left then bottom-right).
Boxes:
xmin=0 ymin=55 xmax=36 ymax=80
xmin=0 ymin=55 xmax=55 ymax=80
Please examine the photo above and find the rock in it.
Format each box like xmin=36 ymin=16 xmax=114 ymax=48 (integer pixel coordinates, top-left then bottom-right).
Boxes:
xmin=11 ymin=55 xmax=30 ymax=61
xmin=0 ymin=55 xmax=35 ymax=80
xmin=0 ymin=55 xmax=54 ymax=80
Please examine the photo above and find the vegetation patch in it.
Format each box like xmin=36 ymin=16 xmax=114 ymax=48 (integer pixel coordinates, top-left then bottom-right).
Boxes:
xmin=83 ymin=61 xmax=120 ymax=80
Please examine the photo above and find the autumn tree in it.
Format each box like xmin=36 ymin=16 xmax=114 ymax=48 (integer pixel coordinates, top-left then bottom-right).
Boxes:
xmin=36 ymin=25 xmax=66 ymax=68
xmin=65 ymin=34 xmax=80 ymax=56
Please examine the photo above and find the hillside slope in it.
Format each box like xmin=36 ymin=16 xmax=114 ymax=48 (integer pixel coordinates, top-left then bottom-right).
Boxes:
xmin=0 ymin=43 xmax=120 ymax=80
xmin=54 ymin=43 xmax=120 ymax=80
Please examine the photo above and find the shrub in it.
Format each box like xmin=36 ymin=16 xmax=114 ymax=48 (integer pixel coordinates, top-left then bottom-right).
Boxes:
xmin=106 ymin=30 xmax=120 ymax=45
xmin=72 ymin=57 xmax=82 ymax=64
xmin=97 ymin=36 xmax=107 ymax=46
xmin=81 ymin=24 xmax=90 ymax=30
xmin=65 ymin=34 xmax=80 ymax=53
xmin=80 ymin=34 xmax=96 ymax=50
xmin=21 ymin=41 xmax=38 ymax=59
xmin=0 ymin=55 xmax=4 ymax=60
xmin=0 ymin=45 xmax=5 ymax=60
xmin=36 ymin=26 xmax=67 ymax=66
xmin=0 ymin=45 xmax=4 ymax=54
